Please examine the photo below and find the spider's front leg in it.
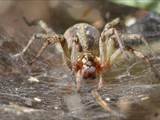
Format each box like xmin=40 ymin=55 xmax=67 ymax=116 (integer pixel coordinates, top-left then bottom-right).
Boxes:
xmin=99 ymin=36 xmax=122 ymax=89
xmin=30 ymin=33 xmax=66 ymax=64
xmin=27 ymin=20 xmax=68 ymax=64
xmin=70 ymin=36 xmax=84 ymax=91
xmin=13 ymin=33 xmax=48 ymax=60
xmin=15 ymin=20 xmax=69 ymax=66
xmin=14 ymin=20 xmax=53 ymax=58
xmin=98 ymin=18 xmax=123 ymax=89
xmin=99 ymin=32 xmax=151 ymax=90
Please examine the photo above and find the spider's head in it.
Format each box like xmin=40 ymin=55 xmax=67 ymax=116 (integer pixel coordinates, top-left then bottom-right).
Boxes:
xmin=73 ymin=53 xmax=102 ymax=79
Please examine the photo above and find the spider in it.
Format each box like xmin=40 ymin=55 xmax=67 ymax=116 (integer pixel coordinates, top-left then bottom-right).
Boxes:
xmin=15 ymin=18 xmax=153 ymax=92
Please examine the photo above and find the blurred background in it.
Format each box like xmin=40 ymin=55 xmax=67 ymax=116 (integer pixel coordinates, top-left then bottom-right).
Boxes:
xmin=0 ymin=0 xmax=160 ymax=32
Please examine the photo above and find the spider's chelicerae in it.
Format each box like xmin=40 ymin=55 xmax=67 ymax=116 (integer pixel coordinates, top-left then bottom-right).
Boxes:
xmin=16 ymin=18 xmax=153 ymax=92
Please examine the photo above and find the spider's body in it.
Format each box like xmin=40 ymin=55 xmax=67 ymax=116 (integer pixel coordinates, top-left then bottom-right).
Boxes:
xmin=16 ymin=18 xmax=153 ymax=91
xmin=64 ymin=23 xmax=101 ymax=80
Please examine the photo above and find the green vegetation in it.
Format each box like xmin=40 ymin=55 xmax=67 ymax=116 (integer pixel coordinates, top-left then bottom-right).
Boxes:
xmin=111 ymin=0 xmax=160 ymax=13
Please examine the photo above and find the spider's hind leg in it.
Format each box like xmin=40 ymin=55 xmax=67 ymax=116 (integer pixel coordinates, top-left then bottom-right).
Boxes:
xmin=121 ymin=34 xmax=154 ymax=55
xmin=126 ymin=45 xmax=160 ymax=80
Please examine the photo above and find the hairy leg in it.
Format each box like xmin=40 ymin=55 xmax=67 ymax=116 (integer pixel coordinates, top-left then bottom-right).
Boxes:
xmin=98 ymin=18 xmax=121 ymax=89
xmin=126 ymin=46 xmax=160 ymax=80
xmin=13 ymin=33 xmax=47 ymax=58
xmin=98 ymin=18 xmax=126 ymax=89
xmin=121 ymin=34 xmax=154 ymax=55
xmin=75 ymin=70 xmax=82 ymax=92
xmin=30 ymin=34 xmax=65 ymax=64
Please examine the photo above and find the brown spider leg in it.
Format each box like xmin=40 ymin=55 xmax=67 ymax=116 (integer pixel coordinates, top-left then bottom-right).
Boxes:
xmin=125 ymin=46 xmax=150 ymax=64
xmin=37 ymin=20 xmax=80 ymax=90
xmin=98 ymin=74 xmax=103 ymax=90
xmin=38 ymin=20 xmax=54 ymax=33
xmin=30 ymin=40 xmax=49 ymax=64
xmin=114 ymin=29 xmax=129 ymax=60
xmin=99 ymin=28 xmax=114 ymax=64
xmin=37 ymin=20 xmax=71 ymax=66
xmin=98 ymin=25 xmax=114 ymax=89
xmin=108 ymin=44 xmax=160 ymax=80
xmin=126 ymin=46 xmax=160 ymax=80
xmin=18 ymin=19 xmax=71 ymax=71
xmin=75 ymin=70 xmax=83 ymax=92
xmin=16 ymin=19 xmax=54 ymax=58
xmin=22 ymin=17 xmax=53 ymax=34
xmin=99 ymin=18 xmax=127 ymax=66
xmin=98 ymin=48 xmax=121 ymax=90
xmin=99 ymin=30 xmax=115 ymax=89
xmin=99 ymin=18 xmax=121 ymax=62
xmin=121 ymin=34 xmax=154 ymax=55
xmin=30 ymin=34 xmax=66 ymax=64
xmin=99 ymin=34 xmax=117 ymax=89
xmin=71 ymin=36 xmax=83 ymax=92
xmin=99 ymin=34 xmax=108 ymax=89
xmin=98 ymin=46 xmax=122 ymax=89
xmin=104 ymin=18 xmax=120 ymax=29
xmin=91 ymin=89 xmax=112 ymax=112
xmin=13 ymin=33 xmax=47 ymax=58
xmin=98 ymin=18 xmax=122 ymax=89
xmin=110 ymin=48 xmax=122 ymax=65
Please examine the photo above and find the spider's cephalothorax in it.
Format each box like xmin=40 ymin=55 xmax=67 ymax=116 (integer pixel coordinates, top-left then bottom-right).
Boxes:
xmin=16 ymin=18 xmax=153 ymax=91
xmin=72 ymin=53 xmax=102 ymax=79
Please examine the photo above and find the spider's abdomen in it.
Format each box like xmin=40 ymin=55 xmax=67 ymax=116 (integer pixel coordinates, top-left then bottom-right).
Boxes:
xmin=64 ymin=23 xmax=100 ymax=52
